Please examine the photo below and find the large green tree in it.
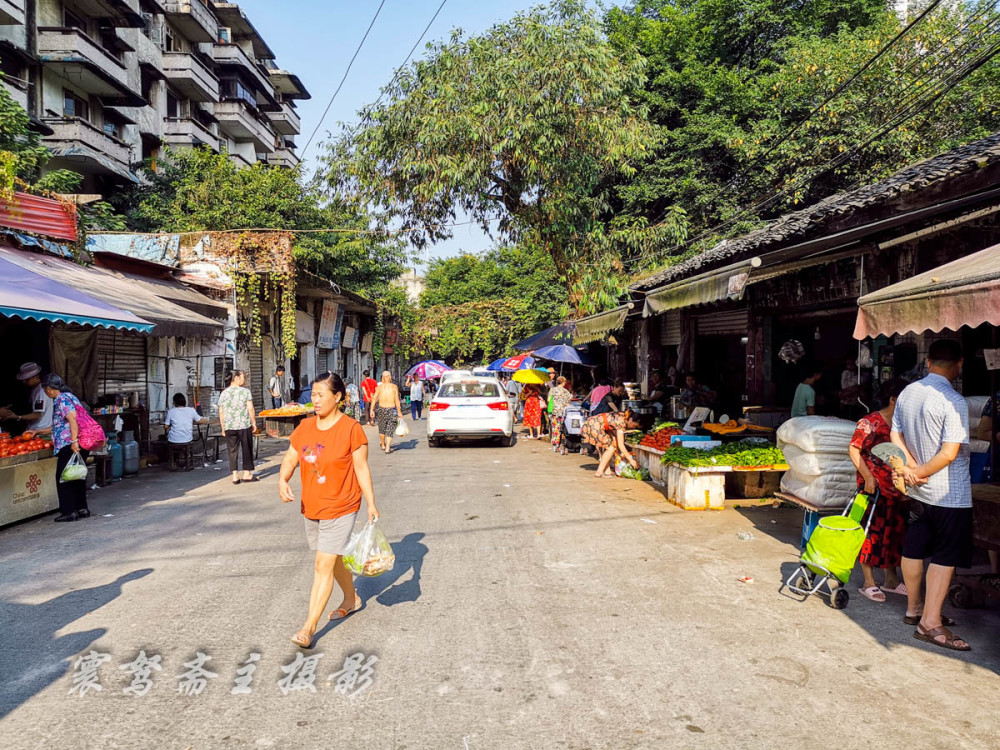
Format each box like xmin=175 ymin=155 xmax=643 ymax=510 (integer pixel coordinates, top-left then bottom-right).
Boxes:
xmin=323 ymin=0 xmax=685 ymax=313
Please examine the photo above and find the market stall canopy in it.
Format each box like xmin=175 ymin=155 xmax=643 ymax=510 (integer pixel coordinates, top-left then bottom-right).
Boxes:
xmin=572 ymin=304 xmax=632 ymax=345
xmin=512 ymin=322 xmax=575 ymax=351
xmin=533 ymin=344 xmax=592 ymax=366
xmin=854 ymin=244 xmax=1000 ymax=339
xmin=642 ymin=258 xmax=761 ymax=317
xmin=0 ymin=250 xmax=153 ymax=332
xmin=0 ymin=249 xmax=223 ymax=338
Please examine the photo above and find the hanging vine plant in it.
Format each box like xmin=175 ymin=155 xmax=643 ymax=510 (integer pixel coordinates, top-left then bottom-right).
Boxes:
xmin=209 ymin=231 xmax=297 ymax=356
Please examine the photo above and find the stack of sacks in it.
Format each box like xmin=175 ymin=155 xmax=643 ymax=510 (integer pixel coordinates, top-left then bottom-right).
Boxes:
xmin=778 ymin=416 xmax=859 ymax=507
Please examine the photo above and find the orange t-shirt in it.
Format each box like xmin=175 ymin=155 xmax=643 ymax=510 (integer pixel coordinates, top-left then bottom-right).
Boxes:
xmin=289 ymin=415 xmax=368 ymax=520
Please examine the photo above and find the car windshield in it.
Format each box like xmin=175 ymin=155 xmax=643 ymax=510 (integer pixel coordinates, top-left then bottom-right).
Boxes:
xmin=438 ymin=382 xmax=502 ymax=398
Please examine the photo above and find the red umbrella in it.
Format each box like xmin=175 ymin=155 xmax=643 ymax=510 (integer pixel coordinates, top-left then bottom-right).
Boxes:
xmin=501 ymin=353 xmax=533 ymax=370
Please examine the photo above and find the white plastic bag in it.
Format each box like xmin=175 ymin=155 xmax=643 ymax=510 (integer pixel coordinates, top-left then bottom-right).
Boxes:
xmin=60 ymin=452 xmax=88 ymax=483
xmin=395 ymin=420 xmax=409 ymax=437
xmin=342 ymin=520 xmax=395 ymax=577
xmin=776 ymin=416 xmax=856 ymax=453
xmin=780 ymin=444 xmax=856 ymax=477
xmin=780 ymin=469 xmax=859 ymax=508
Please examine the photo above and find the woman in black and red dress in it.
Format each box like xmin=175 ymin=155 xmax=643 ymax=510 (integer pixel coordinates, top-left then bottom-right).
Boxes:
xmin=847 ymin=378 xmax=910 ymax=603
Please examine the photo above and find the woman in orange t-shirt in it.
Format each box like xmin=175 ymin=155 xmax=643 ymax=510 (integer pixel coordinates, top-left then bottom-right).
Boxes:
xmin=279 ymin=372 xmax=381 ymax=649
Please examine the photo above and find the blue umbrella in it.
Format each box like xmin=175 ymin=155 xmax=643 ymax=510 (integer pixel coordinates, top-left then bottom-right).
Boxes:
xmin=486 ymin=356 xmax=537 ymax=371
xmin=486 ymin=358 xmax=507 ymax=372
xmin=512 ymin=322 xmax=575 ymax=351
xmin=533 ymin=344 xmax=585 ymax=365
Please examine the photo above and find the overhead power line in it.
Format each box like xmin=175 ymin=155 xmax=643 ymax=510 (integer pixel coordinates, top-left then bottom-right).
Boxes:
xmin=300 ymin=0 xmax=389 ymax=159
xmin=370 ymin=0 xmax=448 ymax=111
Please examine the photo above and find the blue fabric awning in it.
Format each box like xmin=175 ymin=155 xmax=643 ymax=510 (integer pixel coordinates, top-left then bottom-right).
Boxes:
xmin=0 ymin=251 xmax=154 ymax=332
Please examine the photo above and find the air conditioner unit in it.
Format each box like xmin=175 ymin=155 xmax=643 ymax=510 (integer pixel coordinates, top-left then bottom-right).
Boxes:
xmin=217 ymin=27 xmax=231 ymax=44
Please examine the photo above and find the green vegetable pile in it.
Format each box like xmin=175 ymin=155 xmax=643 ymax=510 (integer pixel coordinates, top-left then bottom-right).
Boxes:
xmin=619 ymin=465 xmax=650 ymax=481
xmin=659 ymin=440 xmax=785 ymax=468
xmin=650 ymin=421 xmax=680 ymax=433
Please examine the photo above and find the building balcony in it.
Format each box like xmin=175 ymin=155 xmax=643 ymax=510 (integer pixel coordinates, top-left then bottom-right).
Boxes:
xmin=163 ymin=50 xmax=219 ymax=102
xmin=1 ymin=75 xmax=28 ymax=110
xmin=265 ymin=101 xmax=300 ymax=136
xmin=163 ymin=0 xmax=217 ymax=43
xmin=212 ymin=42 xmax=274 ymax=102
xmin=41 ymin=116 xmax=136 ymax=181
xmin=266 ymin=147 xmax=299 ymax=169
xmin=163 ymin=116 xmax=219 ymax=151
xmin=0 ymin=0 xmax=25 ymax=26
xmin=215 ymin=98 xmax=274 ymax=152
xmin=38 ymin=27 xmax=145 ymax=106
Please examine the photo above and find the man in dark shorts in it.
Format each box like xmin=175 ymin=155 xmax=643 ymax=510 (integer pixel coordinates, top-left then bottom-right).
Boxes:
xmin=891 ymin=340 xmax=972 ymax=651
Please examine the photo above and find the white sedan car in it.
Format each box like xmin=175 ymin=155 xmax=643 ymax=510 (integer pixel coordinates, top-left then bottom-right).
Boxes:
xmin=426 ymin=376 xmax=515 ymax=447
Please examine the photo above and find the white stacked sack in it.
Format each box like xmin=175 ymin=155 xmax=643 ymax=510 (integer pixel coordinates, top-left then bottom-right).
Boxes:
xmin=778 ymin=416 xmax=858 ymax=507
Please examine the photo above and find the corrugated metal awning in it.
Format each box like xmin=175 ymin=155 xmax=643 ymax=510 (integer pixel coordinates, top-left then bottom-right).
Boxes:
xmin=0 ymin=249 xmax=223 ymax=338
xmin=572 ymin=303 xmax=633 ymax=345
xmin=0 ymin=192 xmax=78 ymax=241
xmin=854 ymin=244 xmax=1000 ymax=339
xmin=643 ymin=258 xmax=760 ymax=317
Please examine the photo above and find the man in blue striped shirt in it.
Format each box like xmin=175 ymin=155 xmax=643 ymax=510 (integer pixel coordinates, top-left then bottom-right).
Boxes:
xmin=891 ymin=339 xmax=972 ymax=652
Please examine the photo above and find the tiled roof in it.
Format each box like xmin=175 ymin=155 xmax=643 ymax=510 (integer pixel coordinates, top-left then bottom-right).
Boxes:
xmin=632 ymin=132 xmax=1000 ymax=291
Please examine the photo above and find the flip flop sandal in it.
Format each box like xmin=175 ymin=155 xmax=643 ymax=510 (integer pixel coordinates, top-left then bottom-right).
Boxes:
xmin=329 ymin=597 xmax=363 ymax=621
xmin=903 ymin=614 xmax=957 ymax=626
xmin=914 ymin=624 xmax=971 ymax=651
xmin=859 ymin=586 xmax=886 ymax=602
xmin=290 ymin=630 xmax=314 ymax=649
xmin=880 ymin=583 xmax=908 ymax=596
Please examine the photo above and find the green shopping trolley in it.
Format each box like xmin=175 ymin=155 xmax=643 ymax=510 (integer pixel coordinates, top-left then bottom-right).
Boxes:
xmin=782 ymin=489 xmax=877 ymax=609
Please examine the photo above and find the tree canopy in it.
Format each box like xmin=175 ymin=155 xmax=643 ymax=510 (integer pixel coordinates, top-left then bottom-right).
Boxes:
xmin=322 ymin=0 xmax=686 ymax=314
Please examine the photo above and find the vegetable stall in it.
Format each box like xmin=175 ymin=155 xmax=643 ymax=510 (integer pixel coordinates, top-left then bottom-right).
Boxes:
xmin=0 ymin=433 xmax=58 ymax=526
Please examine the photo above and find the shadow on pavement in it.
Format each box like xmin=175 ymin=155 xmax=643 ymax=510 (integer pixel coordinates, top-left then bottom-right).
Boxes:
xmin=0 ymin=568 xmax=153 ymax=718
xmin=736 ymin=506 xmax=1000 ymax=674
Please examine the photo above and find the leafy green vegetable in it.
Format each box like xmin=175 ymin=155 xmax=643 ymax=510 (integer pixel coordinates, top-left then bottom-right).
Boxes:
xmin=620 ymin=465 xmax=651 ymax=481
xmin=660 ymin=440 xmax=785 ymax=468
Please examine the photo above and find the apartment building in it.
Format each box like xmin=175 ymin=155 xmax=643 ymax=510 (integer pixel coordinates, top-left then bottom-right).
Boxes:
xmin=0 ymin=0 xmax=308 ymax=192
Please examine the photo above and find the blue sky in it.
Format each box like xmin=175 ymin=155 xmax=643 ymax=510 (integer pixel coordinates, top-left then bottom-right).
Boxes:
xmin=236 ymin=0 xmax=616 ymax=267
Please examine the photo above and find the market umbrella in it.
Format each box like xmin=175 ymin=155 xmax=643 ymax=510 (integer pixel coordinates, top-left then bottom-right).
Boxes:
xmin=533 ymin=344 xmax=586 ymax=365
xmin=512 ymin=322 xmax=576 ymax=351
xmin=500 ymin=354 xmax=537 ymax=371
xmin=405 ymin=360 xmax=452 ymax=379
xmin=486 ymin=358 xmax=508 ymax=372
xmin=512 ymin=368 xmax=550 ymax=385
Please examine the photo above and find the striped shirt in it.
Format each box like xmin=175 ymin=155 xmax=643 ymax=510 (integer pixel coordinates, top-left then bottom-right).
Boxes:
xmin=891 ymin=373 xmax=971 ymax=508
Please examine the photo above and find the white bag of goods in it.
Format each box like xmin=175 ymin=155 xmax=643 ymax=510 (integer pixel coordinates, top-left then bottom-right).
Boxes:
xmin=776 ymin=416 xmax=856 ymax=454
xmin=780 ymin=469 xmax=859 ymax=508
xmin=779 ymin=444 xmax=855 ymax=477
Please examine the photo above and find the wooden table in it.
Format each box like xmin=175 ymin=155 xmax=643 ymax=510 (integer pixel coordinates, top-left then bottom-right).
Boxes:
xmin=206 ymin=428 xmax=260 ymax=463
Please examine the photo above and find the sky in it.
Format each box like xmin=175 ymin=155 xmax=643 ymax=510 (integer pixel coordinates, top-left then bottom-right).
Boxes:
xmin=234 ymin=0 xmax=617 ymax=269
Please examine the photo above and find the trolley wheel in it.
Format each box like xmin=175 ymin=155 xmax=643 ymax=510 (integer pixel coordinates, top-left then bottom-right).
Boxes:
xmin=831 ymin=588 xmax=849 ymax=609
xmin=949 ymin=582 xmax=974 ymax=610
xmin=793 ymin=571 xmax=811 ymax=591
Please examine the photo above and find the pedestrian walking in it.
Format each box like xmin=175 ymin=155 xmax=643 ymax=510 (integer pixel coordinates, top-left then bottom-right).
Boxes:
xmin=847 ymin=378 xmax=910 ymax=602
xmin=218 ymin=370 xmax=258 ymax=485
xmin=891 ymin=340 xmax=973 ymax=651
xmin=345 ymin=377 xmax=362 ymax=421
xmin=409 ymin=376 xmax=425 ymax=421
xmin=521 ymin=383 xmax=544 ymax=439
xmin=279 ymin=372 xmax=380 ymax=649
xmin=549 ymin=376 xmax=573 ymax=453
xmin=580 ymin=410 xmax=641 ymax=478
xmin=369 ymin=371 xmax=403 ymax=453
xmin=360 ymin=370 xmax=378 ymax=426
xmin=41 ymin=374 xmax=96 ymax=522
xmin=506 ymin=376 xmax=523 ymax=422
xmin=267 ymin=365 xmax=286 ymax=409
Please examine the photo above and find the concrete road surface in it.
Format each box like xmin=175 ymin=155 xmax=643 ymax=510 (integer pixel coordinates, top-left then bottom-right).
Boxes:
xmin=1 ymin=422 xmax=999 ymax=749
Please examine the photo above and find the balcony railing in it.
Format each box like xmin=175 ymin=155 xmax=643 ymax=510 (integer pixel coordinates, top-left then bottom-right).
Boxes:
xmin=42 ymin=116 xmax=131 ymax=169
xmin=0 ymin=0 xmax=26 ymax=26
xmin=266 ymin=149 xmax=300 ymax=169
xmin=163 ymin=116 xmax=219 ymax=151
xmin=163 ymin=0 xmax=217 ymax=43
xmin=266 ymin=101 xmax=300 ymax=136
xmin=215 ymin=99 xmax=275 ymax=152
xmin=212 ymin=43 xmax=274 ymax=101
xmin=38 ymin=28 xmax=143 ymax=103
xmin=162 ymin=50 xmax=219 ymax=102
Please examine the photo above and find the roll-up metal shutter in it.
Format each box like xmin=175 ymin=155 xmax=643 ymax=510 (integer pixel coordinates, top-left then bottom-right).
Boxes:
xmin=97 ymin=329 xmax=147 ymax=397
xmin=660 ymin=310 xmax=682 ymax=345
xmin=247 ymin=341 xmax=264 ymax=411
xmin=316 ymin=349 xmax=329 ymax=375
xmin=696 ymin=309 xmax=749 ymax=336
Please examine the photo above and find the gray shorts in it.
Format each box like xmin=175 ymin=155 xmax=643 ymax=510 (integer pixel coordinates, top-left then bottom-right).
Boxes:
xmin=303 ymin=512 xmax=358 ymax=555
